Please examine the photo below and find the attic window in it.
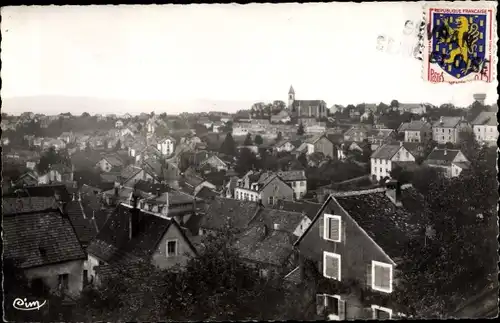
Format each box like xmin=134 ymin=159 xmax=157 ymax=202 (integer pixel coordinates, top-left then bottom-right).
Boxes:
xmin=371 ymin=261 xmax=393 ymax=293
xmin=323 ymin=214 xmax=341 ymax=242
xmin=166 ymin=240 xmax=178 ymax=257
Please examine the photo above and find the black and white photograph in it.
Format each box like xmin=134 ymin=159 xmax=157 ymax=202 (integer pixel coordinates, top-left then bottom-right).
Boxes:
xmin=1 ymin=2 xmax=498 ymax=321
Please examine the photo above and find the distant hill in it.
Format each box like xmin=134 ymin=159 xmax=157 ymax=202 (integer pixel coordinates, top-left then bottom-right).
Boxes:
xmin=1 ymin=96 xmax=257 ymax=116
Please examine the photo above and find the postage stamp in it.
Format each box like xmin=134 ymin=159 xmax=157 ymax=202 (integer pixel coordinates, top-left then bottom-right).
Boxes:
xmin=423 ymin=1 xmax=497 ymax=84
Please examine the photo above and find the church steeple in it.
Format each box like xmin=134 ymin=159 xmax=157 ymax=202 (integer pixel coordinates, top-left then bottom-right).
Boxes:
xmin=288 ymin=85 xmax=295 ymax=109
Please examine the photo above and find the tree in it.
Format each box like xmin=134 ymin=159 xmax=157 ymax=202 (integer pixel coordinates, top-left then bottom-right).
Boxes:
xmin=37 ymin=147 xmax=70 ymax=174
xmin=297 ymin=153 xmax=308 ymax=168
xmin=235 ymin=147 xmax=258 ymax=175
xmin=390 ymin=99 xmax=399 ymax=108
xmin=458 ymin=130 xmax=480 ymax=160
xmin=254 ymin=135 xmax=264 ymax=146
xmin=220 ymin=132 xmax=237 ymax=156
xmin=81 ymin=112 xmax=90 ymax=118
xmin=276 ymin=132 xmax=283 ymax=142
xmin=114 ymin=139 xmax=121 ymax=151
xmin=297 ymin=122 xmax=305 ymax=136
xmin=244 ymin=133 xmax=253 ymax=146
xmin=85 ymin=141 xmax=91 ymax=153
xmin=159 ymin=112 xmax=167 ymax=121
xmin=150 ymin=111 xmax=155 ymax=117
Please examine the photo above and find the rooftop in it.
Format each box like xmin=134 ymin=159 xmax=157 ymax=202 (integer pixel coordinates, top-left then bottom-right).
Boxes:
xmin=273 ymin=199 xmax=322 ymax=220
xmin=200 ymin=197 xmax=260 ymax=231
xmin=250 ymin=207 xmax=307 ymax=235
xmin=4 ymin=209 xmax=86 ymax=269
xmin=432 ymin=116 xmax=464 ymax=128
xmin=277 ymin=170 xmax=307 ymax=182
xmin=2 ymin=196 xmax=58 ymax=215
xmin=234 ymin=225 xmax=294 ymax=266
xmin=371 ymin=143 xmax=403 ymax=160
xmin=425 ymin=148 xmax=463 ymax=163
xmin=398 ymin=120 xmax=431 ymax=132
xmin=471 ymin=112 xmax=497 ymax=126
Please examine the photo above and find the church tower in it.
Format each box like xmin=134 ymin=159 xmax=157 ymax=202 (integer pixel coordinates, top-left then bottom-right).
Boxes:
xmin=288 ymin=85 xmax=295 ymax=109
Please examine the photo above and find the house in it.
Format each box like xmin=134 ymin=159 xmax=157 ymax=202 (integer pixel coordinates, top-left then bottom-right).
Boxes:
xmin=115 ymin=120 xmax=124 ymax=128
xmin=38 ymin=164 xmax=74 ymax=184
xmin=43 ymin=138 xmax=66 ymax=151
xmin=271 ymin=110 xmax=292 ymax=124
xmin=86 ymin=203 xmax=198 ymax=283
xmin=424 ymin=148 xmax=470 ymax=178
xmin=58 ymin=131 xmax=75 ymax=144
xmin=471 ymin=112 xmax=498 ymax=146
xmin=274 ymin=139 xmax=297 ymax=153
xmin=296 ymin=134 xmax=335 ymax=158
xmin=306 ymin=124 xmax=327 ymax=134
xmin=234 ymin=172 xmax=294 ymax=207
xmin=76 ymin=135 xmax=91 ymax=150
xmin=198 ymin=154 xmax=228 ymax=172
xmin=197 ymin=197 xmax=261 ymax=235
xmin=398 ymin=103 xmax=427 ymax=115
xmin=370 ymin=142 xmax=416 ymax=181
xmin=146 ymin=118 xmax=157 ymax=134
xmin=128 ymin=140 xmax=147 ymax=159
xmin=275 ymin=170 xmax=307 ymax=200
xmin=292 ymin=183 xmax=424 ymax=319
xmin=398 ymin=119 xmax=432 ymax=143
xmin=120 ymin=165 xmax=157 ymax=187
xmin=13 ymin=172 xmax=39 ymax=188
xmin=288 ymin=86 xmax=328 ymax=119
xmin=142 ymin=158 xmax=180 ymax=183
xmin=366 ymin=129 xmax=396 ymax=150
xmin=155 ymin=136 xmax=176 ymax=156
xmin=119 ymin=127 xmax=135 ymax=138
xmin=401 ymin=142 xmax=426 ymax=159
xmin=3 ymin=199 xmax=87 ymax=297
xmin=343 ymin=125 xmax=372 ymax=143
xmin=179 ymin=169 xmax=216 ymax=196
xmin=123 ymin=113 xmax=133 ymax=120
xmin=96 ymin=155 xmax=125 ymax=173
xmin=431 ymin=116 xmax=471 ymax=145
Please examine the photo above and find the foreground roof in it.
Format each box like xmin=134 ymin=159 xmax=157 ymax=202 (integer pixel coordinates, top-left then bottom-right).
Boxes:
xmin=4 ymin=209 xmax=86 ymax=269
xmin=371 ymin=143 xmax=403 ymax=160
xmin=471 ymin=112 xmax=497 ymax=126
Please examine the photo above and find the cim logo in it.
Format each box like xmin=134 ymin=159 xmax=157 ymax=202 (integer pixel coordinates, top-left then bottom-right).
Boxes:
xmin=13 ymin=298 xmax=47 ymax=311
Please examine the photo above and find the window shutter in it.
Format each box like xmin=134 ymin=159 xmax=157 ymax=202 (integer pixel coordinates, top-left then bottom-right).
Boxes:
xmin=325 ymin=255 xmax=339 ymax=280
xmin=329 ymin=217 xmax=340 ymax=241
xmin=316 ymin=294 xmax=326 ymax=316
xmin=374 ymin=265 xmax=382 ymax=288
xmin=338 ymin=299 xmax=346 ymax=320
xmin=319 ymin=215 xmax=325 ymax=238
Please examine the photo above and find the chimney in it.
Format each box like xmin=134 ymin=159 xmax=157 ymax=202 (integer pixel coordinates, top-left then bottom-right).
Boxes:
xmin=385 ymin=180 xmax=402 ymax=207
xmin=129 ymin=195 xmax=140 ymax=240
xmin=156 ymin=188 xmax=161 ymax=197
xmin=439 ymin=116 xmax=443 ymax=124
xmin=444 ymin=149 xmax=447 ymax=156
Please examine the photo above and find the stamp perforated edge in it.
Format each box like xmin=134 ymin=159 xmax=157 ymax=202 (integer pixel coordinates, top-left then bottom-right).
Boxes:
xmin=421 ymin=1 xmax=498 ymax=84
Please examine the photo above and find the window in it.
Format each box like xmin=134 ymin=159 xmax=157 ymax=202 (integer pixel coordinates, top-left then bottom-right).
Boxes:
xmin=58 ymin=274 xmax=69 ymax=291
xmin=405 ymin=151 xmax=409 ymax=158
xmin=323 ymin=252 xmax=341 ymax=281
xmin=316 ymin=294 xmax=345 ymax=320
xmin=371 ymin=305 xmax=392 ymax=319
xmin=300 ymin=181 xmax=305 ymax=187
xmin=259 ymin=268 xmax=269 ymax=278
xmin=166 ymin=240 xmax=177 ymax=257
xmin=83 ymin=270 xmax=88 ymax=286
xmin=323 ymin=214 xmax=341 ymax=242
xmin=379 ymin=167 xmax=382 ymax=173
xmin=371 ymin=261 xmax=393 ymax=293
xmin=268 ymin=196 xmax=276 ymax=205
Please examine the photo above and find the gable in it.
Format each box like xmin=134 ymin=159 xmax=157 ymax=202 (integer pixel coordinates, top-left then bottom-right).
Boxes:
xmin=152 ymin=222 xmax=196 ymax=262
xmin=295 ymin=195 xmax=395 ymax=265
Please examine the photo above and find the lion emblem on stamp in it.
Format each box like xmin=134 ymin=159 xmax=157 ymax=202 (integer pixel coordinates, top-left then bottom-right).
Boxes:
xmin=423 ymin=2 xmax=497 ymax=84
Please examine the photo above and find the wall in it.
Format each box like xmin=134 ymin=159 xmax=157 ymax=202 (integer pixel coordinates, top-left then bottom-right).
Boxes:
xmin=474 ymin=125 xmax=498 ymax=143
xmin=85 ymin=255 xmax=101 ymax=283
xmin=315 ymin=137 xmax=334 ymax=158
xmin=151 ymin=224 xmax=196 ymax=269
xmin=234 ymin=187 xmax=260 ymax=202
xmin=24 ymin=260 xmax=85 ymax=297
xmin=260 ymin=177 xmax=294 ymax=207
xmin=298 ymin=197 xmax=395 ymax=317
xmin=290 ymin=180 xmax=307 ymax=200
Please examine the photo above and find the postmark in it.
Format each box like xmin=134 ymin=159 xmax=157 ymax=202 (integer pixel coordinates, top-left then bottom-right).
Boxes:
xmin=376 ymin=19 xmax=424 ymax=60
xmin=423 ymin=1 xmax=497 ymax=84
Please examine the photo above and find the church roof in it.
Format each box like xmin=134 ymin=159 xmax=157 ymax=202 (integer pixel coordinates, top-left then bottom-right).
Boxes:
xmin=289 ymin=85 xmax=295 ymax=94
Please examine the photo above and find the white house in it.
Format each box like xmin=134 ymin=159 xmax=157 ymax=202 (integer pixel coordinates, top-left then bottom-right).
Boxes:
xmin=199 ymin=155 xmax=229 ymax=172
xmin=115 ymin=120 xmax=124 ymax=128
xmin=431 ymin=116 xmax=471 ymax=145
xmin=306 ymin=124 xmax=327 ymax=134
xmin=156 ymin=137 xmax=176 ymax=157
xmin=398 ymin=119 xmax=432 ymax=143
xmin=370 ymin=142 xmax=416 ymax=181
xmin=471 ymin=112 xmax=498 ymax=146
xmin=274 ymin=140 xmax=296 ymax=153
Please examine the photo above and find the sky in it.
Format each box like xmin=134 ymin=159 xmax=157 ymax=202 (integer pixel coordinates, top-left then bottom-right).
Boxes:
xmin=1 ymin=3 xmax=498 ymax=115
